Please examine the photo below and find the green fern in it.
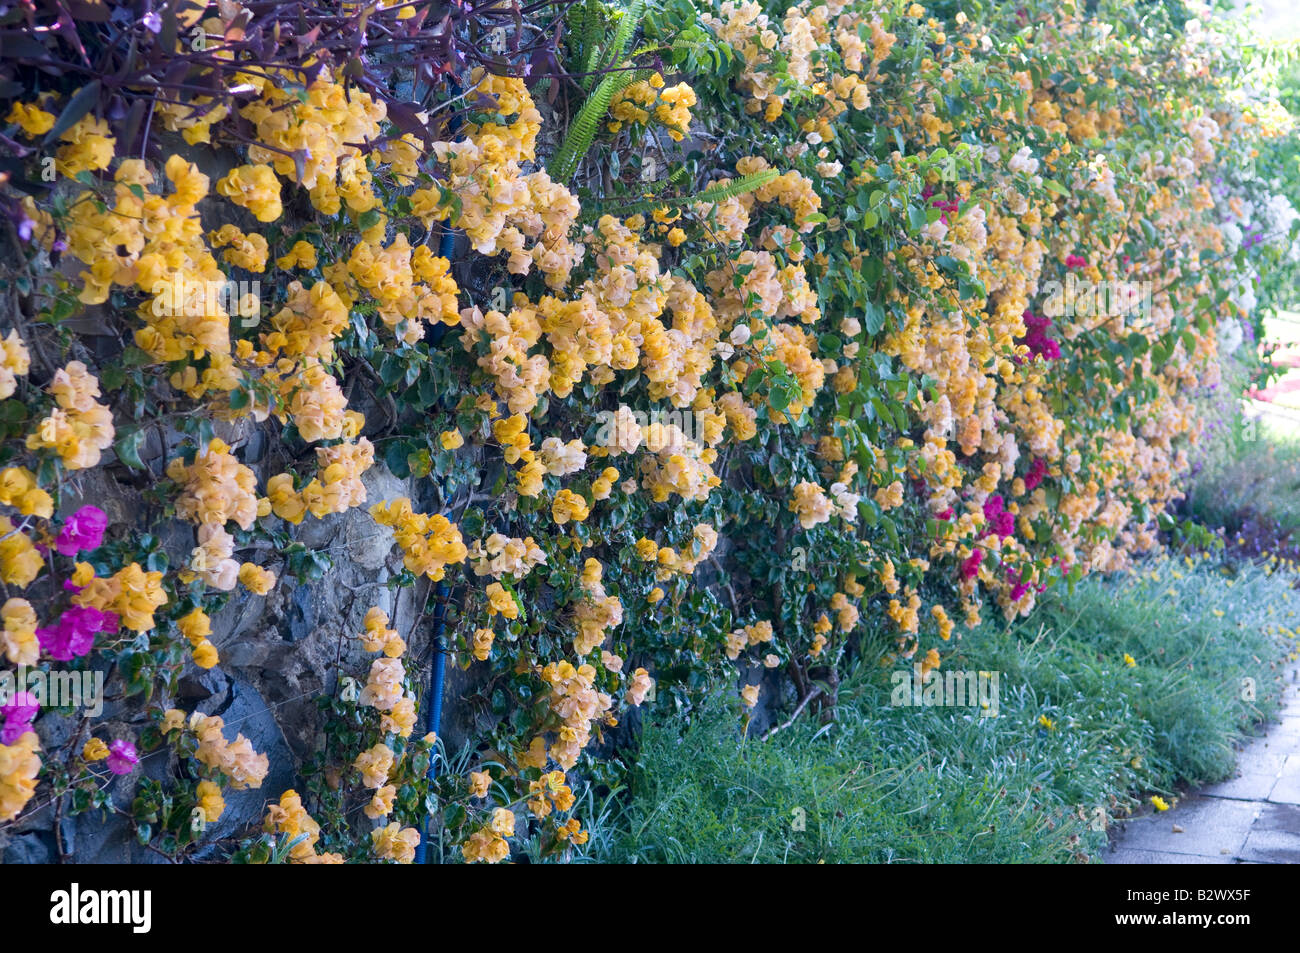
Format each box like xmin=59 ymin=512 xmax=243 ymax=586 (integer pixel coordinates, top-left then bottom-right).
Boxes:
xmin=694 ymin=170 xmax=779 ymax=204
xmin=571 ymin=0 xmax=644 ymax=93
xmin=596 ymin=0 xmax=645 ymax=81
xmin=552 ymin=0 xmax=649 ymax=182
xmin=592 ymin=169 xmax=780 ymax=217
xmin=550 ymin=67 xmax=648 ymax=183
xmin=575 ymin=0 xmax=606 ymax=91
xmin=580 ymin=165 xmax=687 ymax=211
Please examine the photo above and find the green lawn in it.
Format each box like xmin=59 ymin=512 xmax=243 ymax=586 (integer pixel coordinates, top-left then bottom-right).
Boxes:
xmin=570 ymin=557 xmax=1297 ymax=863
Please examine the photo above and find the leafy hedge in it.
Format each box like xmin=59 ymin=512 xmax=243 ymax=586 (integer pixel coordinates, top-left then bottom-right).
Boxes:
xmin=0 ymin=0 xmax=1296 ymax=862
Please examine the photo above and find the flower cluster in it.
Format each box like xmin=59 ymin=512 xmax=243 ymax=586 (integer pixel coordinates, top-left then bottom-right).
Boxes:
xmin=539 ymin=660 xmax=615 ymax=771
xmin=263 ymin=790 xmax=343 ymax=864
xmin=369 ymin=499 xmax=469 ymax=581
xmin=26 ymin=362 xmax=114 ymax=471
xmin=164 ymin=709 xmax=269 ymax=792
xmin=609 ymin=73 xmax=698 ymax=141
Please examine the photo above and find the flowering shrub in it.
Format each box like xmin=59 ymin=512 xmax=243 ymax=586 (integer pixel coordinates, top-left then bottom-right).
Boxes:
xmin=0 ymin=0 xmax=1294 ymax=863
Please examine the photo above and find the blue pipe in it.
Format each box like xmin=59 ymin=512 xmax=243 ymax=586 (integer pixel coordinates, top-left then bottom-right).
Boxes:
xmin=413 ymin=74 xmax=462 ymax=864
xmin=414 ymin=579 xmax=451 ymax=864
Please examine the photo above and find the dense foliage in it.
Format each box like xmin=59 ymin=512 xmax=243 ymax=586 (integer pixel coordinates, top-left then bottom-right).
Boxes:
xmin=0 ymin=0 xmax=1296 ymax=862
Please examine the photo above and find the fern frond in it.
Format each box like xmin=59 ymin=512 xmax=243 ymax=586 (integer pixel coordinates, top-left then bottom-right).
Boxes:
xmin=577 ymin=0 xmax=606 ymax=91
xmin=694 ymin=170 xmax=779 ymax=205
xmin=590 ymin=0 xmax=645 ymax=89
xmin=590 ymin=165 xmax=686 ymax=204
xmin=591 ymin=169 xmax=781 ymax=217
xmin=549 ymin=68 xmax=644 ymax=183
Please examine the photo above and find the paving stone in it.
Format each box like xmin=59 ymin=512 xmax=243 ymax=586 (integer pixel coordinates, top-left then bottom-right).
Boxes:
xmin=1267 ymin=773 xmax=1300 ymax=805
xmin=1239 ymin=829 xmax=1300 ymax=863
xmin=1238 ymin=804 xmax=1300 ymax=862
xmin=1115 ymin=796 xmax=1260 ymax=856
xmin=1108 ymin=848 xmax=1233 ymax=864
xmin=1268 ymin=718 xmax=1300 ymax=742
xmin=1232 ymin=745 xmax=1288 ymax=777
xmin=1202 ymin=773 xmax=1278 ymax=801
xmin=1251 ymin=801 xmax=1300 ymax=832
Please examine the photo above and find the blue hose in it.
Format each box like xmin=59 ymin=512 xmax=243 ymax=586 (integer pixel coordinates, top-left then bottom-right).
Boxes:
xmin=414 ymin=579 xmax=451 ymax=864
xmin=413 ymin=75 xmax=463 ymax=864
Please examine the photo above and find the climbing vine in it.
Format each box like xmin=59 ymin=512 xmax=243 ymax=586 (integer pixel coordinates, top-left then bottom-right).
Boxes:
xmin=0 ymin=0 xmax=1295 ymax=863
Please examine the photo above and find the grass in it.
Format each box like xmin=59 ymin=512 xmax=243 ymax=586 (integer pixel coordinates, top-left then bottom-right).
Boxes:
xmin=585 ymin=557 xmax=1298 ymax=863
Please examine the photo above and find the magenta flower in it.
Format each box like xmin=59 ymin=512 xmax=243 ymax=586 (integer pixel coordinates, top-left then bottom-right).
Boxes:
xmin=961 ymin=548 xmax=984 ymax=581
xmin=37 ymin=606 xmax=119 ymax=661
xmin=982 ymin=495 xmax=1015 ymax=539
xmin=106 ymin=739 xmax=139 ymax=775
xmin=1018 ymin=310 xmax=1062 ymax=363
xmin=55 ymin=506 xmax=107 ymax=556
xmin=1023 ymin=457 xmax=1047 ymax=492
xmin=1006 ymin=566 xmax=1048 ymax=603
xmin=1 ymin=690 xmax=39 ymax=744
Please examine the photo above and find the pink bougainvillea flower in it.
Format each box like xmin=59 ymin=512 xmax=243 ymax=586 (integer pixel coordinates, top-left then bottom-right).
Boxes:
xmin=106 ymin=739 xmax=139 ymax=775
xmin=1023 ymin=457 xmax=1047 ymax=491
xmin=1017 ymin=310 xmax=1062 ymax=363
xmin=0 ymin=690 xmax=39 ymax=744
xmin=55 ymin=506 xmax=108 ymax=556
xmin=982 ymin=495 xmax=1015 ymax=539
xmin=36 ymin=606 xmax=118 ymax=661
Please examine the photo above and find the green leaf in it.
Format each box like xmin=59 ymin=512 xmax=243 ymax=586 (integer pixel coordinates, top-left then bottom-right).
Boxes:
xmin=43 ymin=81 xmax=102 ymax=145
xmin=863 ymin=301 xmax=886 ymax=335
xmin=115 ymin=429 xmax=148 ymax=470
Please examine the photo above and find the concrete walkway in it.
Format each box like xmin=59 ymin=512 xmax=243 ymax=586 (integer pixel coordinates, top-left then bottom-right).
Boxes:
xmin=1108 ymin=665 xmax=1300 ymax=863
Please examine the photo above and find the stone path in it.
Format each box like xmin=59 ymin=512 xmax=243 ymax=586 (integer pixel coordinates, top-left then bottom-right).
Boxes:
xmin=1108 ymin=664 xmax=1300 ymax=863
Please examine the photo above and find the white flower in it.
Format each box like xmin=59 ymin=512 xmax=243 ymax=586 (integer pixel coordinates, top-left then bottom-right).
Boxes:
xmin=920 ymin=220 xmax=949 ymax=243
xmin=1218 ymin=319 xmax=1244 ymax=355
xmin=539 ymin=437 xmax=587 ymax=476
xmin=1008 ymin=146 xmax=1039 ymax=176
xmin=830 ymin=482 xmax=861 ymax=522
